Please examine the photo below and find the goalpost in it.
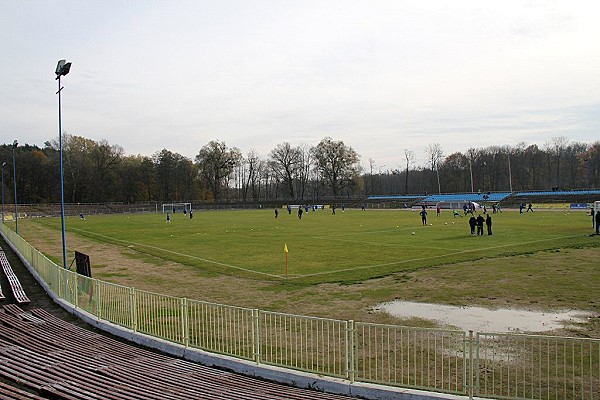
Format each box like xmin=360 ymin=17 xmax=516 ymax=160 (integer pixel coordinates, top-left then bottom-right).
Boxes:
xmin=162 ymin=203 xmax=192 ymax=214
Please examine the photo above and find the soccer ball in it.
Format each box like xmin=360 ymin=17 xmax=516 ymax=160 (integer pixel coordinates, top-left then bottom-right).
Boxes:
xmin=412 ymin=232 xmax=416 ymax=235
xmin=444 ymin=222 xmax=448 ymax=225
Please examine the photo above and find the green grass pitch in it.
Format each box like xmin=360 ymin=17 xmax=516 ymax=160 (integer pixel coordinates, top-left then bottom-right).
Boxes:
xmin=27 ymin=207 xmax=596 ymax=284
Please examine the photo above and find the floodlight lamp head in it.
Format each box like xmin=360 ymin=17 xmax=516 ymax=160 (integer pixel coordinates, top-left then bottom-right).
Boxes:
xmin=13 ymin=140 xmax=18 ymax=148
xmin=55 ymin=59 xmax=72 ymax=78
xmin=55 ymin=60 xmax=66 ymax=75
xmin=1 ymin=162 xmax=6 ymax=168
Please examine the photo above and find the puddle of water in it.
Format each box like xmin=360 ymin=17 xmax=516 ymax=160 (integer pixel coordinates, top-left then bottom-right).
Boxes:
xmin=376 ymin=301 xmax=592 ymax=333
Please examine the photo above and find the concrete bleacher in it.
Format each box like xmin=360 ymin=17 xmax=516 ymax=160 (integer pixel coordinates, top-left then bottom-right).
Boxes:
xmin=513 ymin=189 xmax=600 ymax=197
xmin=421 ymin=192 xmax=511 ymax=206
xmin=366 ymin=195 xmax=425 ymax=200
xmin=0 ymin=304 xmax=351 ymax=400
xmin=508 ymin=190 xmax=600 ymax=208
xmin=367 ymin=193 xmax=511 ymax=205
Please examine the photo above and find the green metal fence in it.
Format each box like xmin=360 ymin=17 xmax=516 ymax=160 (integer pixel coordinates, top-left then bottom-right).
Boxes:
xmin=353 ymin=322 xmax=467 ymax=394
xmin=259 ymin=311 xmax=349 ymax=377
xmin=475 ymin=332 xmax=600 ymax=400
xmin=2 ymin=223 xmax=599 ymax=399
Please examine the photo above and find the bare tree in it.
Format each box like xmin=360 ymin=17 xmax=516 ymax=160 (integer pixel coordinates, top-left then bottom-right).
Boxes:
xmin=546 ymin=136 xmax=569 ymax=189
xmin=425 ymin=143 xmax=444 ymax=194
xmin=403 ymin=149 xmax=415 ymax=194
xmin=242 ymin=150 xmax=262 ymax=201
xmin=466 ymin=148 xmax=477 ymax=192
xmin=90 ymin=139 xmax=124 ymax=200
xmin=195 ymin=140 xmax=241 ymax=201
xmin=312 ymin=137 xmax=361 ymax=198
xmin=269 ymin=142 xmax=302 ymax=199
xmin=297 ymin=144 xmax=313 ymax=200
xmin=368 ymin=158 xmax=376 ymax=194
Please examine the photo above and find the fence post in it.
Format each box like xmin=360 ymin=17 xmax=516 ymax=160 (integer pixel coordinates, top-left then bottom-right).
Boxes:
xmin=252 ymin=309 xmax=261 ymax=365
xmin=61 ymin=267 xmax=67 ymax=299
xmin=468 ymin=330 xmax=474 ymax=400
xmin=181 ymin=297 xmax=189 ymax=347
xmin=73 ymin=272 xmax=79 ymax=309
xmin=96 ymin=279 xmax=102 ymax=321
xmin=130 ymin=287 xmax=137 ymax=332
xmin=347 ymin=320 xmax=355 ymax=383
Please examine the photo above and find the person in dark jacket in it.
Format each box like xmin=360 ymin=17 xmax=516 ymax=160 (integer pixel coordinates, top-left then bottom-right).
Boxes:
xmin=469 ymin=216 xmax=476 ymax=236
xmin=476 ymin=214 xmax=485 ymax=236
xmin=486 ymin=214 xmax=492 ymax=235
xmin=420 ymin=208 xmax=428 ymax=225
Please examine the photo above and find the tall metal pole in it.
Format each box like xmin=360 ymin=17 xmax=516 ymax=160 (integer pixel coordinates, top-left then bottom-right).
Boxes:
xmin=469 ymin=158 xmax=474 ymax=193
xmin=507 ymin=152 xmax=513 ymax=193
xmin=1 ymin=162 xmax=5 ymax=224
xmin=12 ymin=141 xmax=18 ymax=234
xmin=57 ymin=74 xmax=68 ymax=269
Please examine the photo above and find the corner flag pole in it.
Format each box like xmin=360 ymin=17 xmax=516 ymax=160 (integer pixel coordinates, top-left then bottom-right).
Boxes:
xmin=284 ymin=244 xmax=289 ymax=277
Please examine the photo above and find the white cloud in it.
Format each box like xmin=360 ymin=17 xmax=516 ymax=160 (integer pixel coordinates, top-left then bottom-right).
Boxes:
xmin=1 ymin=0 xmax=599 ymax=167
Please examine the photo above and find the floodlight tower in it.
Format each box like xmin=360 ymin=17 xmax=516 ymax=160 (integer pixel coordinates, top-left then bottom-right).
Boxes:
xmin=1 ymin=162 xmax=6 ymax=224
xmin=56 ymin=59 xmax=72 ymax=269
xmin=12 ymin=141 xmax=18 ymax=234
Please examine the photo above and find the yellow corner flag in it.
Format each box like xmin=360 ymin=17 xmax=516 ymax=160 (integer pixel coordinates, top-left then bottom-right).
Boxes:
xmin=284 ymin=244 xmax=289 ymax=277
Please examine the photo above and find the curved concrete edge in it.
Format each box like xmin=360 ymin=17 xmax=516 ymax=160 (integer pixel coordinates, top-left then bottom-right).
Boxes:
xmin=5 ymin=234 xmax=470 ymax=400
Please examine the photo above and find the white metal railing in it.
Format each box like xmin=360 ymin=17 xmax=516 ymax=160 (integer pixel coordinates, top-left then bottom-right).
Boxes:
xmin=475 ymin=332 xmax=600 ymax=400
xmin=187 ymin=300 xmax=255 ymax=359
xmin=2 ymin=223 xmax=599 ymax=399
xmin=259 ymin=310 xmax=348 ymax=377
xmin=354 ymin=322 xmax=467 ymax=394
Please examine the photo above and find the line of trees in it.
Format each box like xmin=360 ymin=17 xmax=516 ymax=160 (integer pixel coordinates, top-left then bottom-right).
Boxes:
xmin=1 ymin=135 xmax=599 ymax=205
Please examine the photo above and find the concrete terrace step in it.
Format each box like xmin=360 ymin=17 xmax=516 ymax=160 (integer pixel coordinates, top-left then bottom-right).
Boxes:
xmin=0 ymin=305 xmax=352 ymax=400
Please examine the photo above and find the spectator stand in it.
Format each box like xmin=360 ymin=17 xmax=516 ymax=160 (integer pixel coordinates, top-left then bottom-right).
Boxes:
xmin=509 ymin=189 xmax=600 ymax=209
xmin=0 ymin=304 xmax=350 ymax=400
xmin=420 ymin=192 xmax=511 ymax=208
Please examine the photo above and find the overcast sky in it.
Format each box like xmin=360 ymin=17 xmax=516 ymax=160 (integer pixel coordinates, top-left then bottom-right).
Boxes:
xmin=1 ymin=1 xmax=599 ymax=168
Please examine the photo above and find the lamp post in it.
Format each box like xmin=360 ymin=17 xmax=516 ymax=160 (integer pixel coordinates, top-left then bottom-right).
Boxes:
xmin=12 ymin=141 xmax=18 ymax=234
xmin=379 ymin=164 xmax=385 ymax=195
xmin=468 ymin=158 xmax=474 ymax=193
xmin=507 ymin=152 xmax=513 ymax=193
xmin=56 ymin=59 xmax=72 ymax=269
xmin=1 ymin=162 xmax=6 ymax=224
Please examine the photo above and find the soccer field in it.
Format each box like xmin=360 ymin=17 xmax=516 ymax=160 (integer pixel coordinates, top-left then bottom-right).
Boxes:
xmin=23 ymin=207 xmax=596 ymax=284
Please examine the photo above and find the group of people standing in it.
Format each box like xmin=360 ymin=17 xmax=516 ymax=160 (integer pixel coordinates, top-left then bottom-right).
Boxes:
xmin=469 ymin=214 xmax=492 ymax=236
xmin=421 ymin=205 xmax=492 ymax=235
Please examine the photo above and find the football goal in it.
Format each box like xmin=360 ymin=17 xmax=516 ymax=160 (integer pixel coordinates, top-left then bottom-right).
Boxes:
xmin=594 ymin=201 xmax=600 ymax=230
xmin=162 ymin=203 xmax=192 ymax=214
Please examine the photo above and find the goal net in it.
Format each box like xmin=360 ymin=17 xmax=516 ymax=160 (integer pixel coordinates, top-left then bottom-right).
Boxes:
xmin=162 ymin=203 xmax=192 ymax=214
